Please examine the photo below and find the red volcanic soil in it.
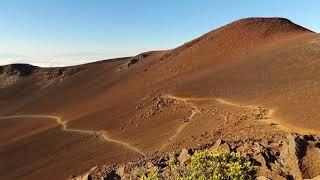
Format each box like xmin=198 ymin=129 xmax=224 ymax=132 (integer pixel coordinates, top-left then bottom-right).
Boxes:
xmin=1 ymin=17 xmax=320 ymax=179
xmin=0 ymin=116 xmax=57 ymax=145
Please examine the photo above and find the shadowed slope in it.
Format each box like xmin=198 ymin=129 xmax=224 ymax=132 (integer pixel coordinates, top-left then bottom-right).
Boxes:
xmin=0 ymin=115 xmax=145 ymax=156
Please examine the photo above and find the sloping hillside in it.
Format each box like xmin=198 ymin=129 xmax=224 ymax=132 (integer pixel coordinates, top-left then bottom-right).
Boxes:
xmin=1 ymin=17 xmax=319 ymax=179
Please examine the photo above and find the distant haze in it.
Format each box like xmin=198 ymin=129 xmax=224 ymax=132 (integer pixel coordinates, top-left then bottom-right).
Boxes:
xmin=0 ymin=0 xmax=319 ymax=67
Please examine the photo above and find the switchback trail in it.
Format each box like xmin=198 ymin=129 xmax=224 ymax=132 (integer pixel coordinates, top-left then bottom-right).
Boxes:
xmin=0 ymin=115 xmax=145 ymax=156
xmin=160 ymin=94 xmax=320 ymax=152
xmin=159 ymin=94 xmax=273 ymax=151
xmin=159 ymin=95 xmax=201 ymax=151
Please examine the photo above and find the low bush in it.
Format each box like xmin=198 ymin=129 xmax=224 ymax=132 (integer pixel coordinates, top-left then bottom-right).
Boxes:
xmin=132 ymin=150 xmax=256 ymax=180
xmin=173 ymin=150 xmax=256 ymax=180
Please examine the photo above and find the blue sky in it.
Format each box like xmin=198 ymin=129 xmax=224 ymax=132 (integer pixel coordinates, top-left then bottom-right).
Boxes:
xmin=0 ymin=0 xmax=319 ymax=66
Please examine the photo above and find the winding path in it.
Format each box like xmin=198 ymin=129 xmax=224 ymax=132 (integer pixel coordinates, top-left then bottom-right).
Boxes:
xmin=159 ymin=95 xmax=201 ymax=151
xmin=159 ymin=94 xmax=274 ymax=151
xmin=161 ymin=94 xmax=320 ymax=151
xmin=0 ymin=115 xmax=145 ymax=156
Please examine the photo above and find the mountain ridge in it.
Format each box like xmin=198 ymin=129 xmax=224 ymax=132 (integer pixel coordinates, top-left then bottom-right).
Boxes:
xmin=1 ymin=17 xmax=314 ymax=69
xmin=1 ymin=17 xmax=320 ymax=179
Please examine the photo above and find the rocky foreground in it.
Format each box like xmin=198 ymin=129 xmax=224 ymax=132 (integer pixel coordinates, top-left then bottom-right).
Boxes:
xmin=71 ymin=133 xmax=320 ymax=180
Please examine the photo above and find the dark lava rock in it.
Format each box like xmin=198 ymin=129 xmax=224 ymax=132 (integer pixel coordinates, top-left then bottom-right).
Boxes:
xmin=0 ymin=64 xmax=37 ymax=76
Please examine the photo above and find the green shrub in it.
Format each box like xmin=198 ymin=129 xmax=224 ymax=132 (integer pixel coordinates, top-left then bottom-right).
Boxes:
xmin=173 ymin=150 xmax=256 ymax=180
xmin=131 ymin=166 xmax=145 ymax=178
xmin=130 ymin=166 xmax=159 ymax=180
xmin=141 ymin=170 xmax=159 ymax=180
xmin=131 ymin=150 xmax=256 ymax=180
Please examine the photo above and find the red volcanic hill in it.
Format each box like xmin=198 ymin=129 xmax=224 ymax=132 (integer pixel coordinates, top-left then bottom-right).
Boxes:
xmin=1 ymin=18 xmax=320 ymax=179
xmin=175 ymin=17 xmax=311 ymax=54
xmin=144 ymin=17 xmax=313 ymax=83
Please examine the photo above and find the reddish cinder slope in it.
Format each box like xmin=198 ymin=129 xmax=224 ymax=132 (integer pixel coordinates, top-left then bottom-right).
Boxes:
xmin=0 ymin=17 xmax=318 ymax=179
xmin=147 ymin=17 xmax=311 ymax=77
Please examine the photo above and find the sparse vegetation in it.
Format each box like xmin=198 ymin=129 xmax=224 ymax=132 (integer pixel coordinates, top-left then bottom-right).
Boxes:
xmin=131 ymin=166 xmax=146 ymax=178
xmin=172 ymin=150 xmax=256 ymax=180
xmin=141 ymin=170 xmax=160 ymax=180
xmin=131 ymin=150 xmax=256 ymax=180
xmin=130 ymin=166 xmax=160 ymax=180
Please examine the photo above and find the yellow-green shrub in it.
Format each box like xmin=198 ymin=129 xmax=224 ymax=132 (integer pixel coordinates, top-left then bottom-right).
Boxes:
xmin=173 ymin=150 xmax=256 ymax=180
xmin=131 ymin=150 xmax=256 ymax=180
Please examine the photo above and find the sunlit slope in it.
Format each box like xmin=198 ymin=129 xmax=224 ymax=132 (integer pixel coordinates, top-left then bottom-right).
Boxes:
xmin=1 ymin=18 xmax=318 ymax=150
xmin=1 ymin=18 xmax=315 ymax=131
xmin=171 ymin=33 xmax=320 ymax=132
xmin=0 ymin=125 xmax=138 ymax=180
xmin=1 ymin=17 xmax=319 ymax=179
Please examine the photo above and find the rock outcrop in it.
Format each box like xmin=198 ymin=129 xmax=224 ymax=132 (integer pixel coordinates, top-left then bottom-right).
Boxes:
xmin=81 ymin=133 xmax=320 ymax=180
xmin=0 ymin=64 xmax=37 ymax=88
xmin=0 ymin=64 xmax=37 ymax=76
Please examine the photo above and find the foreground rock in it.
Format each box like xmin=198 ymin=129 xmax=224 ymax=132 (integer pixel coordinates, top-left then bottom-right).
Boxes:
xmin=73 ymin=133 xmax=320 ymax=180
